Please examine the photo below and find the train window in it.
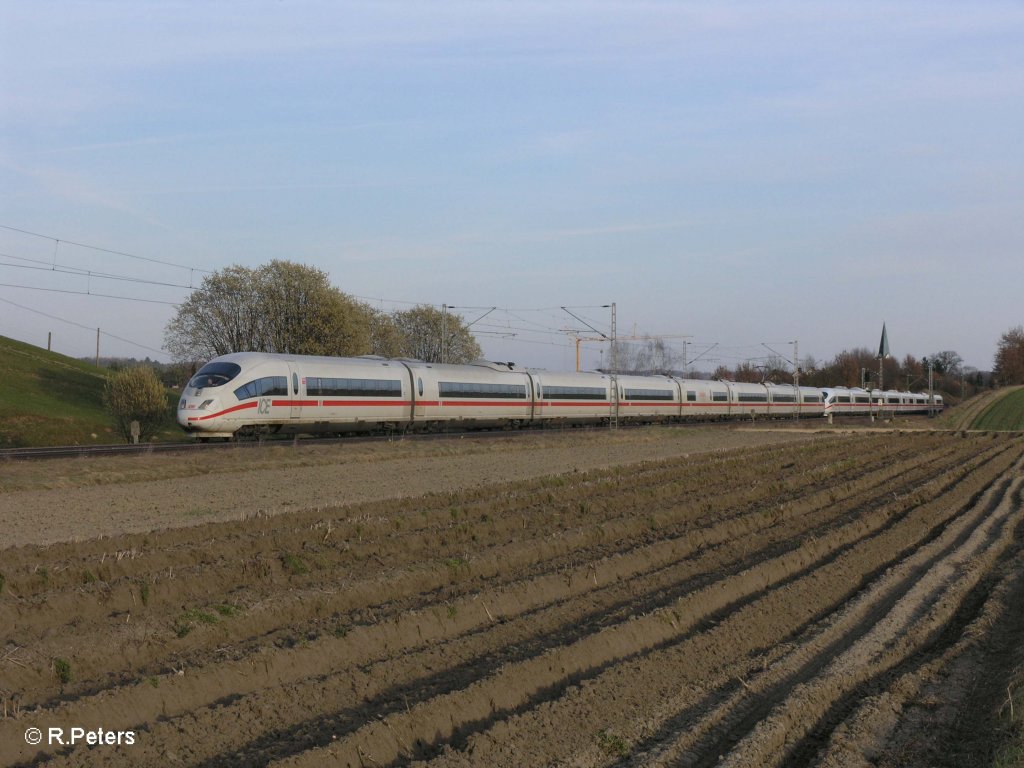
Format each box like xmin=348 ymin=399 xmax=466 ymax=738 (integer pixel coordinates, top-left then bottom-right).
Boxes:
xmin=623 ymin=388 xmax=674 ymax=401
xmin=418 ymin=378 xmax=423 ymax=397
xmin=837 ymin=396 xmax=851 ymax=403
xmin=686 ymin=390 xmax=697 ymax=402
xmin=855 ymin=396 xmax=870 ymax=403
xmin=543 ymin=385 xmax=606 ymax=400
xmin=188 ymin=362 xmax=242 ymax=389
xmin=438 ymin=381 xmax=527 ymax=399
xmin=737 ymin=393 xmax=768 ymax=403
xmin=292 ymin=373 xmax=299 ymax=395
xmin=772 ymin=395 xmax=796 ymax=403
xmin=234 ymin=376 xmax=288 ymax=401
xmin=306 ymin=378 xmax=402 ymax=397
xmin=711 ymin=391 xmax=728 ymax=402
xmin=804 ymin=395 xmax=821 ymax=403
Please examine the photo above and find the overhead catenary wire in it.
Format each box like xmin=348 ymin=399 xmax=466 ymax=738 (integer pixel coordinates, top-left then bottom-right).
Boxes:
xmin=1 ymin=227 xmax=804 ymax=369
xmin=0 ymin=281 xmax=181 ymax=306
xmin=0 ymin=295 xmax=168 ymax=356
xmin=0 ymin=270 xmax=758 ymax=368
xmin=0 ymin=224 xmax=212 ymax=276
xmin=0 ymin=240 xmax=616 ymax=361
xmin=0 ymin=252 xmax=197 ymax=290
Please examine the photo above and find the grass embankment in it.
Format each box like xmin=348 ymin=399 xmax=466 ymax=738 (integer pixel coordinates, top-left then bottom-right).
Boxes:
xmin=0 ymin=335 xmax=178 ymax=447
xmin=936 ymin=386 xmax=1024 ymax=431
xmin=972 ymin=386 xmax=1024 ymax=431
xmin=0 ymin=336 xmax=115 ymax=446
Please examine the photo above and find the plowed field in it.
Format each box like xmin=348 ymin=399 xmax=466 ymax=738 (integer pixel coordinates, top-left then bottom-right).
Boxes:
xmin=2 ymin=428 xmax=1023 ymax=767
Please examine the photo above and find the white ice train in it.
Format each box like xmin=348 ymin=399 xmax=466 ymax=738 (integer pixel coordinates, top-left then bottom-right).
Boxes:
xmin=177 ymin=352 xmax=943 ymax=439
xmin=820 ymin=386 xmax=943 ymax=416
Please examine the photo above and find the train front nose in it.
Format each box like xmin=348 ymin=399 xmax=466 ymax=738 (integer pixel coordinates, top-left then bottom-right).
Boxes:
xmin=177 ymin=394 xmax=219 ymax=430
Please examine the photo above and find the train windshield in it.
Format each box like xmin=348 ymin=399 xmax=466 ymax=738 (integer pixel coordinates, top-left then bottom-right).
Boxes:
xmin=188 ymin=362 xmax=242 ymax=389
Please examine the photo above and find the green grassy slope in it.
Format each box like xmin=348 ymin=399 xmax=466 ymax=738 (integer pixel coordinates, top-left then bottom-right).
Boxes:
xmin=971 ymin=386 xmax=1024 ymax=431
xmin=936 ymin=388 xmax=1008 ymax=430
xmin=0 ymin=336 xmax=117 ymax=446
xmin=0 ymin=336 xmax=178 ymax=447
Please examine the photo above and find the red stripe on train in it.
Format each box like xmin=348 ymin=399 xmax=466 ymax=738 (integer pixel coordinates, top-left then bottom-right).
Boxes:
xmin=187 ymin=401 xmax=258 ymax=422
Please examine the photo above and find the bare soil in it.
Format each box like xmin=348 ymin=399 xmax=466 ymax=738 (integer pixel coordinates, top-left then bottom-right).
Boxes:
xmin=1 ymin=425 xmax=1022 ymax=768
xmin=0 ymin=427 xmax=811 ymax=548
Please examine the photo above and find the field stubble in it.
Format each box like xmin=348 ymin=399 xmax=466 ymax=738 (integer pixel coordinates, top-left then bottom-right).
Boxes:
xmin=0 ymin=428 xmax=1022 ymax=767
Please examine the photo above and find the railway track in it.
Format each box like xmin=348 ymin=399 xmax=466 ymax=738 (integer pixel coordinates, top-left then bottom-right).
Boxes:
xmin=0 ymin=430 xmax=551 ymax=461
xmin=0 ymin=441 xmax=220 ymax=461
xmin=0 ymin=430 xmax=528 ymax=461
xmin=0 ymin=414 xmax=942 ymax=461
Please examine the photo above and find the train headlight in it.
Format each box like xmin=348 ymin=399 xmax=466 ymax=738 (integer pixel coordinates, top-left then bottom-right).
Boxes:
xmin=199 ymin=399 xmax=215 ymax=410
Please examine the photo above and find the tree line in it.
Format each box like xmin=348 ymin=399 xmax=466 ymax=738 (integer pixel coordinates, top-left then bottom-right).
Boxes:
xmin=164 ymin=260 xmax=481 ymax=367
xmin=611 ymin=332 xmax=1024 ymax=404
xmin=96 ymin=258 xmax=1024 ymax=441
xmin=709 ymin=346 xmax=1003 ymax=404
xmin=160 ymin=261 xmax=1024 ymax=396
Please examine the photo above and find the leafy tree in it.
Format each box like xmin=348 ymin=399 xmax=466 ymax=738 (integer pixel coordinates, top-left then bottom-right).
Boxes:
xmin=760 ymin=355 xmax=791 ymax=384
xmin=367 ymin=308 xmax=404 ymax=358
xmin=994 ymin=325 xmax=1024 ymax=385
xmin=165 ymin=265 xmax=263 ymax=361
xmin=828 ymin=348 xmax=877 ymax=388
xmin=733 ymin=361 xmax=762 ymax=383
xmin=617 ymin=339 xmax=680 ymax=374
xmin=798 ymin=354 xmax=830 ymax=387
xmin=900 ymin=354 xmax=924 ymax=389
xmin=255 ymin=261 xmax=371 ymax=356
xmin=712 ymin=364 xmax=732 ymax=380
xmin=927 ymin=350 xmax=963 ymax=377
xmin=103 ymin=366 xmax=169 ymax=443
xmin=391 ymin=305 xmax=482 ymax=363
xmin=165 ymin=261 xmax=373 ymax=361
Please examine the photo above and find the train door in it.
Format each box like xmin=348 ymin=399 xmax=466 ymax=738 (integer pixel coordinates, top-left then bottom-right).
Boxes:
xmin=670 ymin=377 xmax=683 ymax=418
xmin=397 ymin=362 xmax=419 ymax=426
xmin=413 ymin=375 xmax=426 ymax=419
xmin=287 ymin=364 xmax=302 ymax=419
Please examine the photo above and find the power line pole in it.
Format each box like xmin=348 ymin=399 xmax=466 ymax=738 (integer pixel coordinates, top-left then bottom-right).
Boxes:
xmin=761 ymin=339 xmax=800 ymax=419
xmin=792 ymin=339 xmax=800 ymax=421
xmin=928 ymin=360 xmax=935 ymax=416
xmin=876 ymin=322 xmax=890 ymax=421
xmin=441 ymin=304 xmax=447 ymax=364
xmin=610 ymin=302 xmax=618 ymax=430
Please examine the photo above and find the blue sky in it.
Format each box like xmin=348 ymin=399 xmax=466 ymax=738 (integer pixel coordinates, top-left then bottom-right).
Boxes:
xmin=1 ymin=1 xmax=1021 ymax=372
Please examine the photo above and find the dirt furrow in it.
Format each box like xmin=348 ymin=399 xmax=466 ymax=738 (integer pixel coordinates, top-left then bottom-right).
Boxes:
xmin=6 ymin=439 xmax=964 ymax=766
xmin=372 ymin=440 xmax=1020 ymax=768
xmin=3 ymin=431 xmax=1017 ymax=768
xmin=2 ymin=436 xmax=954 ymax=713
xmin=1 ymin=437 xmax=875 ymax=611
xmin=717 ymin=461 xmax=1024 ymax=768
xmin=814 ymin=505 xmax=1024 ymax=768
xmin=635 ymin=462 xmax=1023 ymax=766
